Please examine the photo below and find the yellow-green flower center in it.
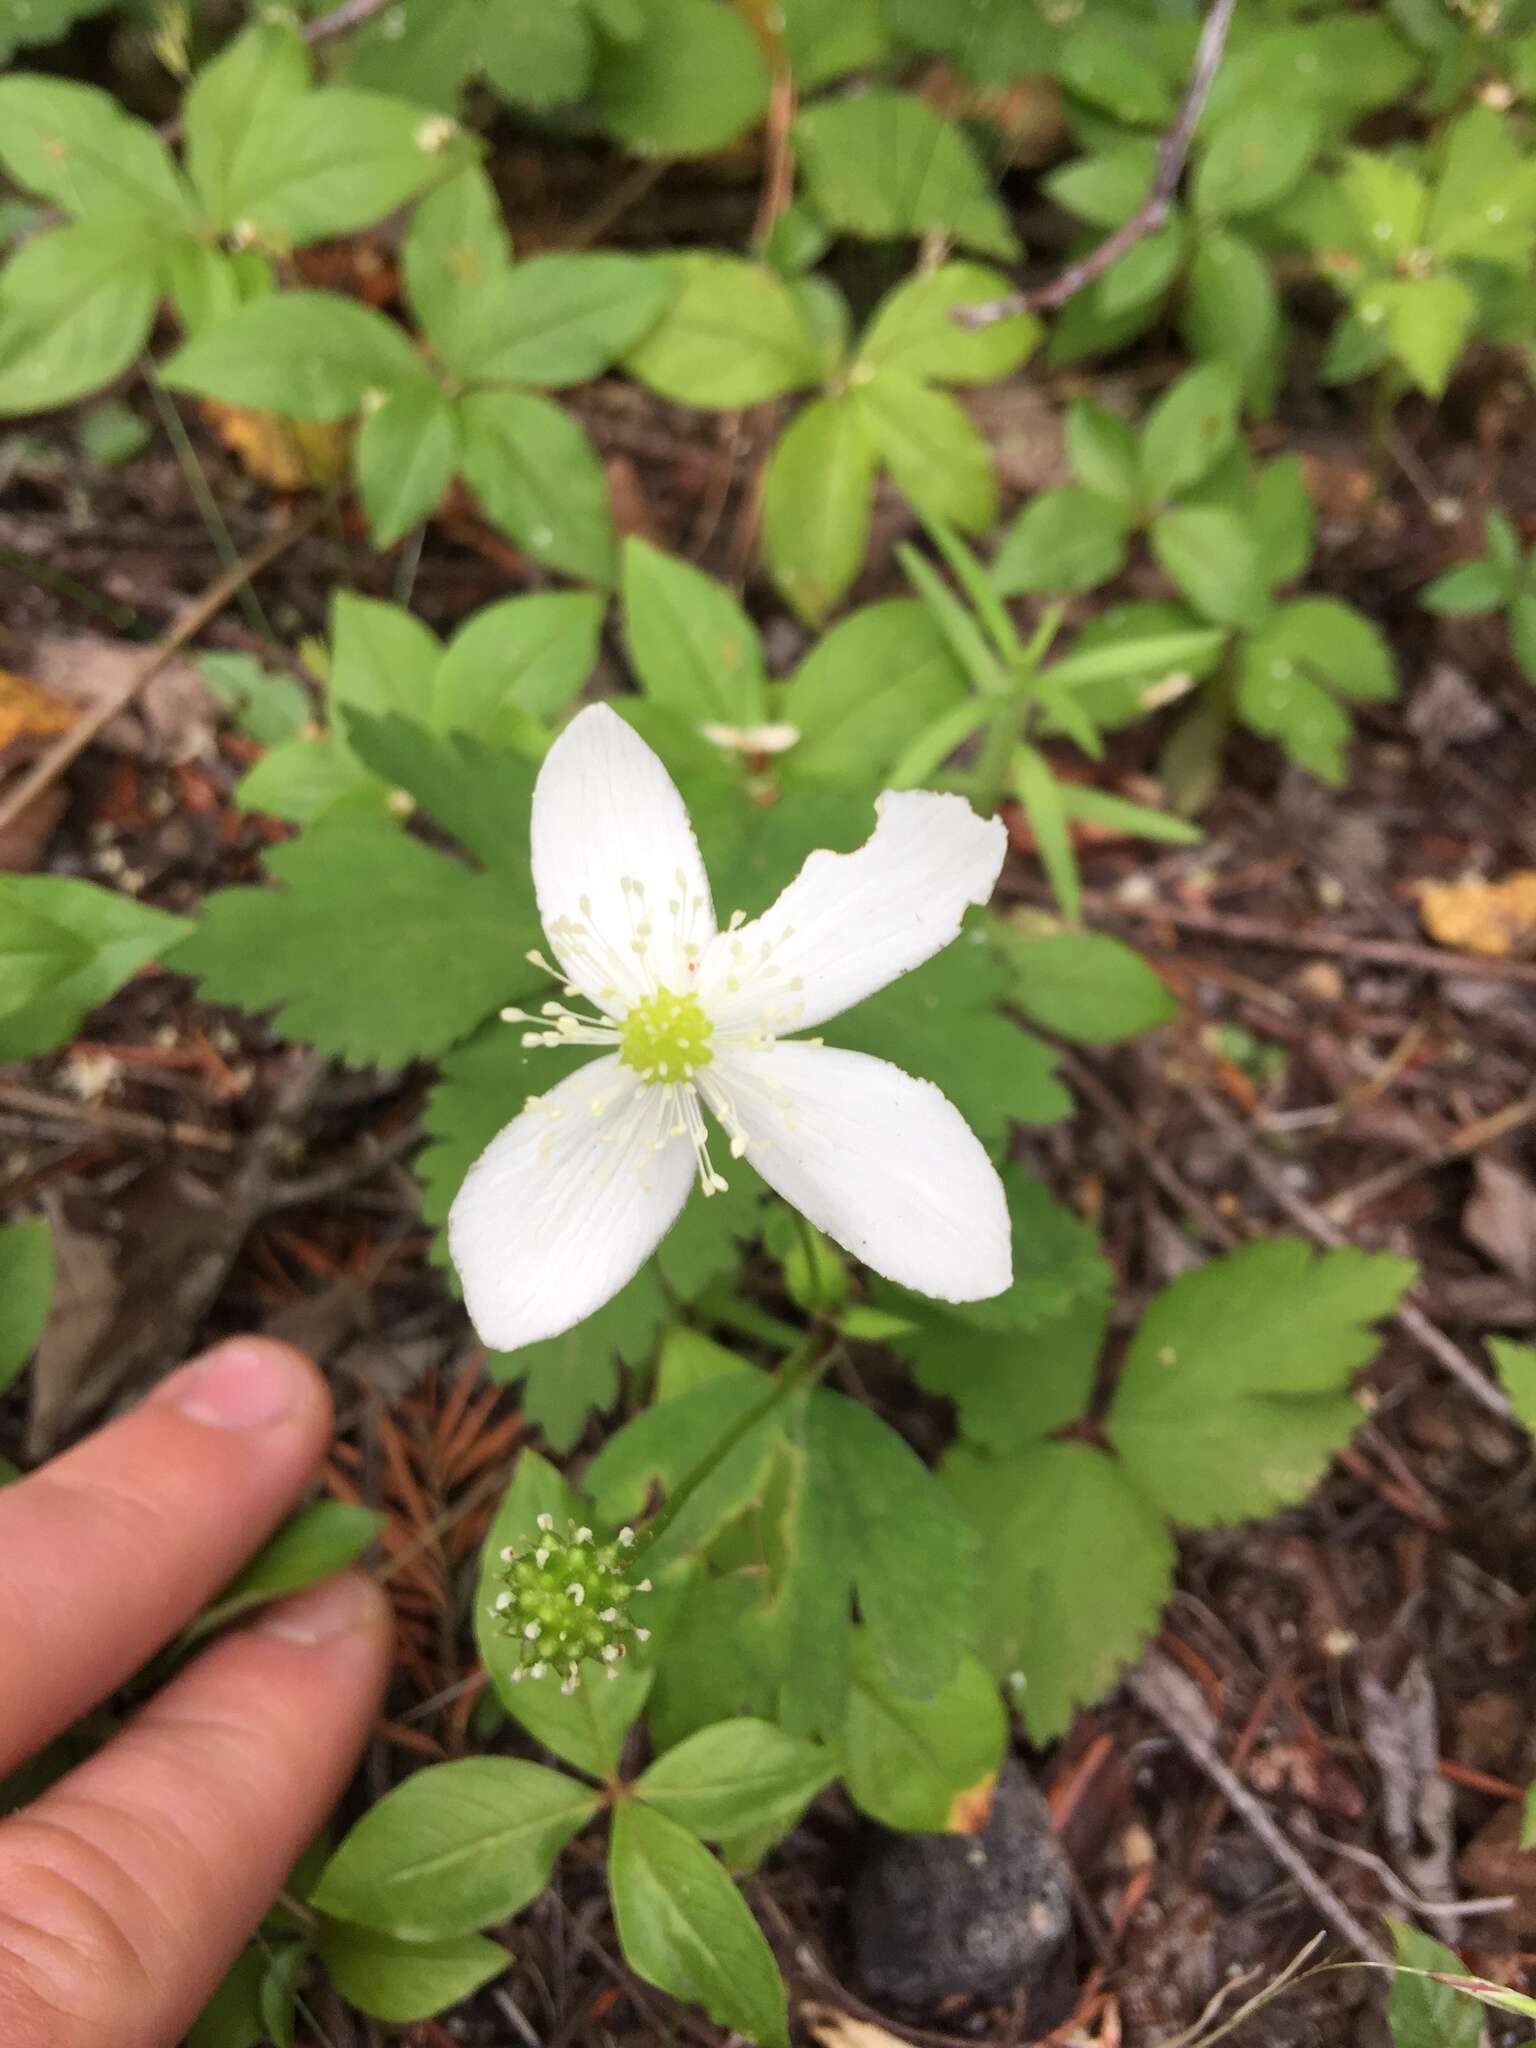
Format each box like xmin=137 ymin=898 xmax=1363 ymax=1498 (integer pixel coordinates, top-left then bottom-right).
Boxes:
xmin=618 ymin=986 xmax=713 ymax=1083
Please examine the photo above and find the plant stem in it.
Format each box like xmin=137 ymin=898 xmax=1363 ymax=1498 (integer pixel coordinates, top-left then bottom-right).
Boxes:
xmin=632 ymin=1330 xmax=833 ymax=1560
xmin=971 ymin=689 xmax=1026 ymax=812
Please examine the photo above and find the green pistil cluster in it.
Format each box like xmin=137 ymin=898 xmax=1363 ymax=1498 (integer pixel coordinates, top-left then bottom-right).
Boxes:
xmin=619 ymin=986 xmax=713 ymax=1084
xmin=488 ymin=1514 xmax=651 ymax=1693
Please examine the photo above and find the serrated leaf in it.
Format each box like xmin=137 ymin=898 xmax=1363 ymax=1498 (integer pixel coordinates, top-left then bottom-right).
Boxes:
xmin=609 ymin=1801 xmax=788 ymax=2048
xmin=622 ymin=537 xmax=766 ymax=728
xmin=947 ymin=1437 xmax=1174 ymax=1742
xmin=634 ymin=1717 xmax=834 ymax=1839
xmin=0 ymin=875 xmax=189 ymax=1065
xmin=318 ymin=1923 xmax=507 ymax=2025
xmin=173 ymin=821 xmax=520 ymax=1066
xmin=1110 ymin=1240 xmax=1416 ymax=1527
xmin=0 ymin=1217 xmax=52 ymax=1394
xmin=843 ymin=1637 xmax=1005 ymax=1832
xmin=780 ymin=597 xmax=968 ymax=785
xmin=946 ymin=1161 xmax=1113 ymax=1337
xmin=311 ymin=1758 xmax=598 ymax=1938
xmin=458 ymin=387 xmax=615 ymax=583
xmin=162 ymin=291 xmax=422 ymax=420
xmin=794 ymin=90 xmax=1017 ymax=258
xmin=761 ymin=393 xmax=876 ymax=624
xmin=624 ymin=253 xmax=822 ymax=406
xmin=342 ymin=712 xmax=537 ymax=885
xmin=855 ymin=260 xmax=1039 ymax=384
xmin=895 ymin=1277 xmax=1109 ymax=1456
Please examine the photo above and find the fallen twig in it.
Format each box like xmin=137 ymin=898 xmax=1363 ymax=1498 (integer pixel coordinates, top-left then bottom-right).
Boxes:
xmin=0 ymin=1080 xmax=234 ymax=1156
xmin=957 ymin=0 xmax=1237 ymax=324
xmin=0 ymin=504 xmax=324 ymax=839
xmin=1131 ymin=1651 xmax=1389 ymax=1963
xmin=1327 ymin=1090 xmax=1536 ymax=1226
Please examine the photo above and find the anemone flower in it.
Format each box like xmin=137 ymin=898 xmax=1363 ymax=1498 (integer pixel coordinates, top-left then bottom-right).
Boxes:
xmin=450 ymin=704 xmax=1012 ymax=1350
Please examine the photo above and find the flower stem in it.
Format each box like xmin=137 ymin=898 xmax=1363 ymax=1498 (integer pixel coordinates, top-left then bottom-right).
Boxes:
xmin=632 ymin=1331 xmax=834 ymax=1560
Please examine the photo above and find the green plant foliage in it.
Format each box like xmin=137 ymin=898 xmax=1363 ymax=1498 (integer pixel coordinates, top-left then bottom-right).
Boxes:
xmin=998 ymin=928 xmax=1177 ymax=1045
xmin=0 ymin=1217 xmax=52 ymax=1396
xmin=1491 ymin=1338 xmax=1536 ymax=1433
xmin=793 ymin=91 xmax=1017 ymax=257
xmin=842 ymin=1638 xmax=1007 ymax=1832
xmin=317 ymin=1924 xmax=509 ymax=2025
xmin=0 ymin=877 xmax=190 ymax=1065
xmin=609 ymin=1800 xmax=789 ymax=2048
xmin=1385 ymin=1921 xmax=1484 ymax=2048
xmin=185 ymin=1502 xmax=384 ymax=1643
xmin=631 ymin=1718 xmax=836 ymax=1839
xmin=1422 ymin=508 xmax=1536 ymax=685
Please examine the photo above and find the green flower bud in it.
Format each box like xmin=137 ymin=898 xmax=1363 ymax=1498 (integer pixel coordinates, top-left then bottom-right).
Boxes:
xmin=487 ymin=1515 xmax=652 ymax=1694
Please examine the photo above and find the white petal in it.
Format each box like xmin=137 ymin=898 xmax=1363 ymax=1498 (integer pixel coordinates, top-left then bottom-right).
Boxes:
xmin=702 ymin=1041 xmax=1010 ymax=1302
xmin=532 ymin=703 xmax=716 ymax=1014
xmin=449 ymin=1053 xmax=694 ymax=1351
xmin=699 ymin=789 xmax=1005 ymax=1033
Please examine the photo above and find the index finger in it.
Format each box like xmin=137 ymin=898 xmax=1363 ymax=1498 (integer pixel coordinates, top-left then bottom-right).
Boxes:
xmin=0 ymin=1337 xmax=335 ymax=1776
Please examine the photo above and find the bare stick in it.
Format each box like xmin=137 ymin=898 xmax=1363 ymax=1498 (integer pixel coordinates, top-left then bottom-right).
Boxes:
xmin=0 ymin=503 xmax=322 ymax=839
xmin=301 ymin=0 xmax=399 ymax=45
xmin=1132 ymin=1651 xmax=1389 ymax=1963
xmin=957 ymin=0 xmax=1238 ymax=326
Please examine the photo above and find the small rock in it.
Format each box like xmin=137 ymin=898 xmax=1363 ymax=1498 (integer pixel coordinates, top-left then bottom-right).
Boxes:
xmin=848 ymin=1759 xmax=1074 ymax=2013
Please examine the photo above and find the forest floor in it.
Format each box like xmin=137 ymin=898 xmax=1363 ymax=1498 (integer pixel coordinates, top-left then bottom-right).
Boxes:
xmin=4 ymin=121 xmax=1536 ymax=2048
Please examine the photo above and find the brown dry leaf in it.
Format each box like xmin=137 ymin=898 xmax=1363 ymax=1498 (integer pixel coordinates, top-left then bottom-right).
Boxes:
xmin=1420 ymin=871 xmax=1536 ymax=957
xmin=1463 ymin=1155 xmax=1536 ymax=1290
xmin=0 ymin=666 xmax=78 ymax=751
xmin=0 ymin=783 xmax=68 ymax=872
xmin=28 ymin=1209 xmax=123 ymax=1457
xmin=200 ymin=400 xmax=351 ymax=492
xmin=32 ymin=636 xmax=213 ymax=764
xmin=1459 ymin=1803 xmax=1536 ymax=1937
xmin=802 ymin=2007 xmax=910 ymax=2048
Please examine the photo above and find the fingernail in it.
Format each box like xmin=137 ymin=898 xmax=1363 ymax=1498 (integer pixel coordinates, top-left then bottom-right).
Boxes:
xmin=258 ymin=1572 xmax=376 ymax=1645
xmin=156 ymin=1339 xmax=308 ymax=1429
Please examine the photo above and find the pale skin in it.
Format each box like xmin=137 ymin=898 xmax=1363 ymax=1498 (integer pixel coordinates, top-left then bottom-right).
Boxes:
xmin=0 ymin=1337 xmax=392 ymax=2048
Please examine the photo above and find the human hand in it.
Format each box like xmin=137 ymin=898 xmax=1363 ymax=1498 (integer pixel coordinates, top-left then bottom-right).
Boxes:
xmin=0 ymin=1337 xmax=392 ymax=2048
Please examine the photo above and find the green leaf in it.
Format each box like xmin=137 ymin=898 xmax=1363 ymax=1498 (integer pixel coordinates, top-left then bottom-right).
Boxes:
xmin=793 ymin=90 xmax=1017 ymax=258
xmin=312 ymin=1758 xmax=598 ymax=1938
xmin=1150 ymin=505 xmax=1269 ymax=628
xmin=402 ymin=163 xmax=513 ymax=377
xmin=173 ymin=821 xmax=522 ymax=1066
xmin=1385 ymin=1921 xmax=1483 ymax=2048
xmin=1193 ymin=102 xmax=1321 ymax=219
xmin=843 ymin=1638 xmax=1006 ymax=1832
xmin=331 ymin=590 xmax=442 ymax=725
xmin=623 ymin=254 xmax=822 ymax=406
xmin=0 ymin=223 xmax=159 ymax=416
xmin=1236 ymin=655 xmax=1351 ymax=784
xmin=1490 ymin=1339 xmax=1536 ymax=1436
xmin=1260 ymin=597 xmax=1397 ymax=703
xmin=0 ymin=890 xmax=91 ymax=1018
xmin=855 ymin=261 xmax=1039 ymax=384
xmin=197 ymin=652 xmax=309 ymax=749
xmin=187 ymin=1501 xmax=383 ymax=1642
xmin=187 ymin=1946 xmax=265 ymax=2048
xmin=0 ymin=875 xmax=189 ymax=1066
xmin=1181 ymin=229 xmax=1282 ymax=416
xmin=481 ymin=0 xmax=594 ymax=110
xmin=355 ymin=381 xmax=458 ymax=548
xmin=343 ymin=712 xmax=537 ymax=885
xmin=634 ymin=1718 xmax=834 ymax=1839
xmin=434 ymin=591 xmax=603 ymax=738
xmin=162 ymin=291 xmax=422 ymax=420
xmin=592 ymin=0 xmax=770 ymax=155
xmin=1045 ymin=143 xmax=1156 ymax=230
xmin=491 ymin=1270 xmax=670 ymax=1449
xmin=1511 ymin=593 xmax=1536 ymax=687
xmin=458 ymin=387 xmax=615 ymax=584
xmin=622 ymin=538 xmax=766 ymax=728
xmin=183 ymin=21 xmax=310 ymax=230
xmin=588 ymin=1370 xmax=780 ymax=1573
xmin=339 ymin=0 xmax=481 ymax=109
xmin=609 ymin=1801 xmax=789 ymax=2048
xmin=1421 ymin=558 xmax=1512 ymax=615
xmin=318 ymin=1923 xmax=507 ymax=2024
xmin=1056 ymin=783 xmax=1203 ymax=848
xmin=214 ymin=87 xmax=449 ymax=245
xmin=761 ymin=393 xmax=876 ymax=624
xmin=946 ymin=1438 xmax=1175 ymax=1743
xmin=1002 ymin=929 xmax=1175 ymax=1045
xmin=780 ymin=598 xmax=968 ymax=784
xmin=1110 ymin=1240 xmax=1416 ymax=1528
xmin=1381 ymin=272 xmax=1478 ymax=397
xmin=1054 ymin=23 xmax=1173 ymax=124
xmin=1139 ymin=361 xmax=1241 ymax=504
xmin=1011 ymin=743 xmax=1079 ymax=923
xmin=1250 ymin=454 xmax=1314 ymax=586
xmin=992 ymin=485 xmax=1130 ymax=597
xmin=855 ymin=371 xmax=995 ymax=533
xmin=1340 ymin=148 xmax=1430 ymax=262
xmin=0 ymin=1217 xmax=52 ymax=1394
xmin=827 ymin=935 xmax=1069 ymax=1151
xmin=474 ymin=253 xmax=675 ymax=387
xmin=0 ymin=75 xmax=194 ymax=224
xmin=1064 ymin=398 xmax=1141 ymax=508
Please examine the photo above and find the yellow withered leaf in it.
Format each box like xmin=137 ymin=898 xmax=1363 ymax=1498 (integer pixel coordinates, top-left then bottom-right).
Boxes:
xmin=1420 ymin=871 xmax=1536 ymax=958
xmin=200 ymin=401 xmax=351 ymax=491
xmin=0 ymin=667 xmax=79 ymax=750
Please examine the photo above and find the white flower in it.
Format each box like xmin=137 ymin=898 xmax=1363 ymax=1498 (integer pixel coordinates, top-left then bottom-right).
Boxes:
xmin=449 ymin=704 xmax=1013 ymax=1351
